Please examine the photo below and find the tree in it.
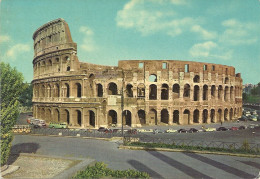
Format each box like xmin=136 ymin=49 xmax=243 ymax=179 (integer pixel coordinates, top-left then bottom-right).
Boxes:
xmin=0 ymin=62 xmax=25 ymax=165
xmin=19 ymin=83 xmax=33 ymax=107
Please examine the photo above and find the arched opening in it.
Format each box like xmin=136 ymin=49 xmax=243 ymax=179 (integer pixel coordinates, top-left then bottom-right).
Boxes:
xmin=67 ymin=66 xmax=70 ymax=71
xmin=137 ymin=84 xmax=145 ymax=97
xmin=108 ymin=110 xmax=117 ymax=126
xmin=89 ymin=110 xmax=95 ymax=127
xmin=65 ymin=109 xmax=70 ymax=124
xmin=149 ymin=84 xmax=157 ymax=100
xmin=76 ymin=110 xmax=81 ymax=126
xmin=225 ymin=77 xmax=229 ymax=84
xmin=76 ymin=83 xmax=82 ymax=98
xmin=194 ymin=85 xmax=200 ymax=101
xmin=229 ymin=108 xmax=233 ymax=121
xmin=211 ymin=85 xmax=216 ymax=98
xmin=161 ymin=109 xmax=169 ymax=124
xmin=108 ymin=82 xmax=117 ymax=95
xmin=218 ymin=85 xmax=223 ymax=100
xmin=193 ymin=109 xmax=199 ymax=123
xmin=210 ymin=109 xmax=215 ymax=123
xmin=203 ymin=85 xmax=208 ymax=100
xmin=55 ymin=83 xmax=60 ymax=97
xmin=234 ymin=108 xmax=237 ymax=118
xmin=149 ymin=109 xmax=157 ymax=125
xmin=123 ymin=110 xmax=131 ymax=126
xmin=224 ymin=108 xmax=228 ymax=121
xmin=97 ymin=84 xmax=103 ymax=97
xmin=183 ymin=84 xmax=190 ymax=98
xmin=203 ymin=109 xmax=208 ymax=123
xmin=183 ymin=109 xmax=190 ymax=124
xmin=40 ymin=85 xmax=45 ymax=97
xmin=224 ymin=86 xmax=229 ymax=101
xmin=230 ymin=86 xmax=234 ymax=101
xmin=47 ymin=84 xmax=52 ymax=98
xmin=149 ymin=74 xmax=157 ymax=82
xmin=173 ymin=110 xmax=179 ymax=124
xmin=161 ymin=84 xmax=169 ymax=100
xmin=65 ymin=83 xmax=70 ymax=98
xmin=193 ymin=75 xmax=200 ymax=83
xmin=138 ymin=110 xmax=146 ymax=125
xmin=54 ymin=109 xmax=60 ymax=122
xmin=218 ymin=109 xmax=222 ymax=122
xmin=46 ymin=109 xmax=51 ymax=123
xmin=126 ymin=84 xmax=133 ymax=97
xmin=172 ymin=84 xmax=180 ymax=99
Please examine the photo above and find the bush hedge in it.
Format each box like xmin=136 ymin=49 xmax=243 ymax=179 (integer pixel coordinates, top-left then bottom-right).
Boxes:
xmin=73 ymin=162 xmax=149 ymax=178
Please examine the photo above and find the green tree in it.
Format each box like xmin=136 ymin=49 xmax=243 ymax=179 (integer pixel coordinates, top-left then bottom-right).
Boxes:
xmin=19 ymin=83 xmax=33 ymax=107
xmin=0 ymin=62 xmax=25 ymax=165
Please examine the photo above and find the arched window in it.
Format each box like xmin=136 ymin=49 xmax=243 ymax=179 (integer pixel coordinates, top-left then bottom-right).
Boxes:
xmin=149 ymin=74 xmax=157 ymax=82
xmin=161 ymin=84 xmax=169 ymax=100
xmin=194 ymin=85 xmax=200 ymax=101
xmin=183 ymin=84 xmax=190 ymax=98
xmin=65 ymin=83 xmax=70 ymax=98
xmin=108 ymin=82 xmax=117 ymax=95
xmin=172 ymin=84 xmax=180 ymax=99
xmin=203 ymin=85 xmax=208 ymax=100
xmin=126 ymin=84 xmax=133 ymax=97
xmin=97 ymin=84 xmax=103 ymax=97
xmin=193 ymin=75 xmax=200 ymax=83
xmin=149 ymin=84 xmax=157 ymax=100
xmin=137 ymin=84 xmax=145 ymax=97
xmin=76 ymin=83 xmax=82 ymax=98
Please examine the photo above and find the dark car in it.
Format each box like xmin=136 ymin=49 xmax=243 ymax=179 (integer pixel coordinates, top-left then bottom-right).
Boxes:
xmin=188 ymin=128 xmax=198 ymax=133
xmin=238 ymin=126 xmax=246 ymax=130
xmin=104 ymin=129 xmax=113 ymax=133
xmin=97 ymin=127 xmax=106 ymax=132
xmin=127 ymin=129 xmax=137 ymax=134
xmin=178 ymin=129 xmax=187 ymax=133
xmin=216 ymin=127 xmax=228 ymax=131
xmin=229 ymin=127 xmax=239 ymax=131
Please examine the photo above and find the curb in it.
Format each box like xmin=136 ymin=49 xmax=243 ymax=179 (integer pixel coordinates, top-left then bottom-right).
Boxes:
xmin=1 ymin=165 xmax=20 ymax=177
xmin=119 ymin=145 xmax=260 ymax=158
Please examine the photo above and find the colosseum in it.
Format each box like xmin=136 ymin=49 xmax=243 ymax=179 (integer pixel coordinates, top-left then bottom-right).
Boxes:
xmin=32 ymin=18 xmax=243 ymax=128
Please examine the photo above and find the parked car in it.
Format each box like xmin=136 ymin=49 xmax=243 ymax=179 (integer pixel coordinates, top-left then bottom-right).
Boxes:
xmin=97 ymin=127 xmax=106 ymax=132
xmin=229 ymin=127 xmax=239 ymax=131
xmin=153 ymin=129 xmax=163 ymax=134
xmin=127 ymin=129 xmax=137 ymax=134
xmin=216 ymin=127 xmax=228 ymax=131
xmin=104 ymin=129 xmax=113 ymax=133
xmin=112 ymin=129 xmax=119 ymax=133
xmin=178 ymin=129 xmax=187 ymax=133
xmin=49 ymin=122 xmax=68 ymax=129
xmin=249 ymin=115 xmax=257 ymax=122
xmin=165 ymin=129 xmax=177 ymax=133
xmin=203 ymin=128 xmax=216 ymax=132
xmin=188 ymin=128 xmax=198 ymax=133
xmin=30 ymin=118 xmax=40 ymax=125
xmin=238 ymin=126 xmax=246 ymax=130
xmin=138 ymin=129 xmax=153 ymax=133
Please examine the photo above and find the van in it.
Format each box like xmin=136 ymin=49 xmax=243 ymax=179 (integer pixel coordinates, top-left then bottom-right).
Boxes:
xmin=49 ymin=122 xmax=68 ymax=129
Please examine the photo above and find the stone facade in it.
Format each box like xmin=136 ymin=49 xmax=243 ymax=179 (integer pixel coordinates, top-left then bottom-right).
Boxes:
xmin=32 ymin=19 xmax=243 ymax=128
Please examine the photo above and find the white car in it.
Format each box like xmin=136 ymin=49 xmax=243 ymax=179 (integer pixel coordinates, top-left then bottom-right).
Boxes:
xmin=165 ymin=129 xmax=177 ymax=133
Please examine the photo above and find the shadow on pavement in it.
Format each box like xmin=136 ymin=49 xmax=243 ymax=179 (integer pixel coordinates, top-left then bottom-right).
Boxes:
xmin=7 ymin=143 xmax=40 ymax=165
xmin=128 ymin=160 xmax=163 ymax=178
xmin=147 ymin=151 xmax=212 ymax=179
xmin=183 ymin=152 xmax=255 ymax=178
xmin=239 ymin=160 xmax=260 ymax=169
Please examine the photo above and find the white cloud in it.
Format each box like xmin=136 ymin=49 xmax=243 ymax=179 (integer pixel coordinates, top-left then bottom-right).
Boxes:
xmin=220 ymin=19 xmax=258 ymax=45
xmin=189 ymin=41 xmax=217 ymax=58
xmin=116 ymin=0 xmax=195 ymax=37
xmin=6 ymin=43 xmax=30 ymax=59
xmin=0 ymin=35 xmax=10 ymax=43
xmin=79 ymin=26 xmax=97 ymax=52
xmin=191 ymin=25 xmax=217 ymax=40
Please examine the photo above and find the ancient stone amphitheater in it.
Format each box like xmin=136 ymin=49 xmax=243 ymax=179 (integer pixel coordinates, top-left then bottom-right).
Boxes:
xmin=32 ymin=19 xmax=243 ymax=128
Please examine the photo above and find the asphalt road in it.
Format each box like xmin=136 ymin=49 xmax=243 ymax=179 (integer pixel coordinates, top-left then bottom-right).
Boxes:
xmin=11 ymin=135 xmax=260 ymax=179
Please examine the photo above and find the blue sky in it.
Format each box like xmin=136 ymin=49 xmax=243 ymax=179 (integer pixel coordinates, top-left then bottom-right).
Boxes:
xmin=0 ymin=0 xmax=259 ymax=84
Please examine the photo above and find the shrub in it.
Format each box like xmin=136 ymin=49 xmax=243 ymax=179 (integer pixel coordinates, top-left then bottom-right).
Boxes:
xmin=73 ymin=162 xmax=149 ymax=178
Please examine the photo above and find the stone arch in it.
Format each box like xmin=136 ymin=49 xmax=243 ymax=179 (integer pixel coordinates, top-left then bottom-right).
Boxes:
xmin=224 ymin=86 xmax=229 ymax=101
xmin=161 ymin=109 xmax=169 ymax=124
xmin=138 ymin=110 xmax=146 ymax=125
xmin=149 ymin=109 xmax=157 ymax=125
xmin=210 ymin=109 xmax=215 ymax=123
xmin=89 ymin=110 xmax=95 ymax=127
xmin=229 ymin=108 xmax=233 ymax=121
xmin=149 ymin=74 xmax=157 ymax=82
xmin=108 ymin=82 xmax=117 ymax=95
xmin=75 ymin=110 xmax=82 ymax=126
xmin=65 ymin=83 xmax=70 ymax=97
xmin=183 ymin=109 xmax=190 ymax=124
xmin=54 ymin=83 xmax=60 ymax=97
xmin=183 ymin=84 xmax=190 ymax=98
xmin=161 ymin=84 xmax=169 ymax=100
xmin=137 ymin=84 xmax=145 ymax=97
xmin=108 ymin=110 xmax=117 ymax=126
xmin=225 ymin=77 xmax=229 ymax=84
xmin=149 ymin=84 xmax=157 ymax=100
xmin=65 ymin=109 xmax=70 ymax=124
xmin=47 ymin=84 xmax=52 ymax=98
xmin=97 ymin=84 xmax=103 ymax=97
xmin=234 ymin=108 xmax=237 ymax=118
xmin=224 ymin=108 xmax=228 ymax=121
xmin=173 ymin=110 xmax=179 ymax=124
xmin=172 ymin=84 xmax=180 ymax=99
xmin=218 ymin=109 xmax=222 ymax=122
xmin=230 ymin=86 xmax=234 ymax=101
xmin=203 ymin=85 xmax=208 ymax=100
xmin=194 ymin=85 xmax=200 ymax=101
xmin=218 ymin=85 xmax=223 ymax=100
xmin=54 ymin=108 xmax=60 ymax=122
xmin=46 ymin=109 xmax=51 ymax=123
xmin=193 ymin=75 xmax=200 ymax=83
xmin=40 ymin=84 xmax=45 ymax=97
xmin=126 ymin=84 xmax=133 ymax=97
xmin=211 ymin=85 xmax=216 ymax=98
xmin=203 ymin=109 xmax=208 ymax=123
xmin=75 ymin=83 xmax=82 ymax=98
xmin=193 ymin=109 xmax=199 ymax=123
xmin=123 ymin=110 xmax=131 ymax=126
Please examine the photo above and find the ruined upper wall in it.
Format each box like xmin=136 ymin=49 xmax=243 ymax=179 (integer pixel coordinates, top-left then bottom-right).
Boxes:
xmin=33 ymin=18 xmax=77 ymax=58
xmin=118 ymin=60 xmax=236 ymax=76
